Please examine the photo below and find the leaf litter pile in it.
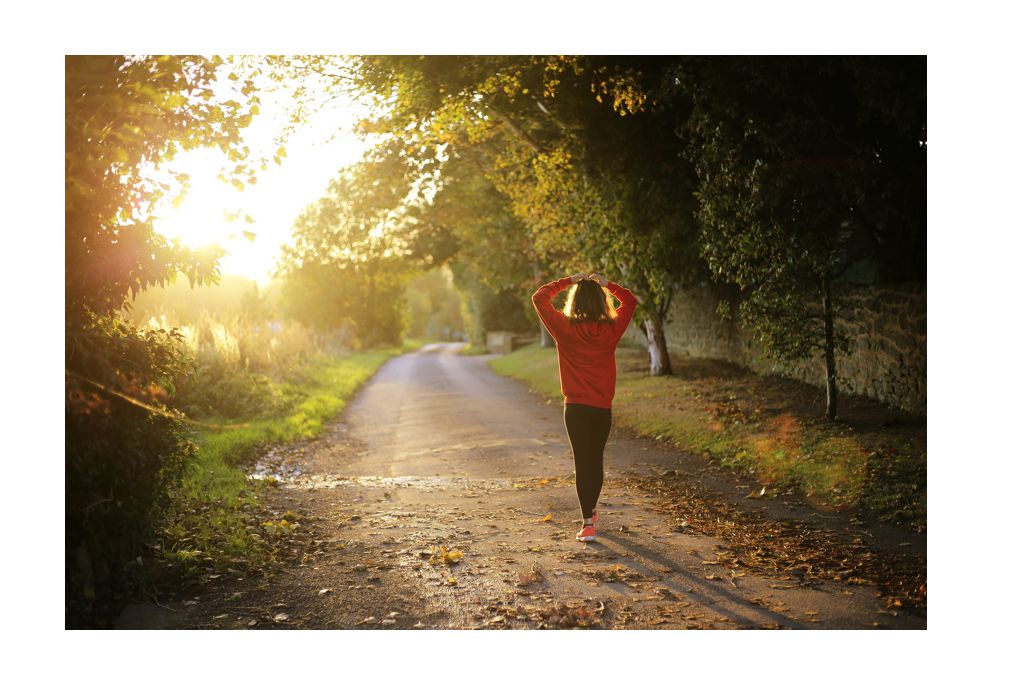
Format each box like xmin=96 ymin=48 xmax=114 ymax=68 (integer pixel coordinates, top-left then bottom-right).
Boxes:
xmin=476 ymin=598 xmax=606 ymax=629
xmin=153 ymin=498 xmax=330 ymax=594
xmin=613 ymin=470 xmax=926 ymax=614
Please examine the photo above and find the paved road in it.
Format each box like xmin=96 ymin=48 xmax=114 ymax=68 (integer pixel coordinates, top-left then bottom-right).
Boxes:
xmin=142 ymin=342 xmax=924 ymax=629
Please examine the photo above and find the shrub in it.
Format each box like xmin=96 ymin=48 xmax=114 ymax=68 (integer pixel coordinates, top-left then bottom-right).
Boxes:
xmin=66 ymin=311 xmax=196 ymax=628
xmin=152 ymin=313 xmax=353 ymax=419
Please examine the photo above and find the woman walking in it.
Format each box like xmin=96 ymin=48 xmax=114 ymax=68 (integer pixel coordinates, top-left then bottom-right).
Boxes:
xmin=531 ymin=272 xmax=638 ymax=542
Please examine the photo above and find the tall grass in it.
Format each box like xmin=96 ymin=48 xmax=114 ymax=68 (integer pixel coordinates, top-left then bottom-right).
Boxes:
xmin=145 ymin=312 xmax=354 ymax=419
xmin=139 ymin=310 xmax=422 ymax=587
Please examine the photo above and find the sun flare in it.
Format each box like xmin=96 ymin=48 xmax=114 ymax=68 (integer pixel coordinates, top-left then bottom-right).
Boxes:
xmin=150 ymin=101 xmax=372 ymax=284
xmin=154 ymin=153 xmax=248 ymax=250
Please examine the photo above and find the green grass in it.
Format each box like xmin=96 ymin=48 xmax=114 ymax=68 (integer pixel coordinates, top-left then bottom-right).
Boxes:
xmin=490 ymin=343 xmax=926 ymax=529
xmin=156 ymin=342 xmax=422 ymax=580
xmin=191 ymin=348 xmax=405 ymax=472
xmin=488 ymin=341 xmax=563 ymax=396
xmin=459 ymin=342 xmax=490 ymax=356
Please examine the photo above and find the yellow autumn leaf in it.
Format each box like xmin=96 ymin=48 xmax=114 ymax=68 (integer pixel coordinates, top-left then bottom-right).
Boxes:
xmin=542 ymin=512 xmax=554 ymax=522
xmin=429 ymin=545 xmax=464 ymax=565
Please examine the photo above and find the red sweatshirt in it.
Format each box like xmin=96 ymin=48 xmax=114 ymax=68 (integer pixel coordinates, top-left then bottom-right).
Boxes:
xmin=531 ymin=276 xmax=639 ymax=409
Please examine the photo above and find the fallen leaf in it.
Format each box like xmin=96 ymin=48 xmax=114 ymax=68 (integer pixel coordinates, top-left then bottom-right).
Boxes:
xmin=517 ymin=567 xmax=544 ymax=586
xmin=428 ymin=545 xmax=465 ymax=566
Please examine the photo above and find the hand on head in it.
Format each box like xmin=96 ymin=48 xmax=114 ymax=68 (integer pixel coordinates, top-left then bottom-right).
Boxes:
xmin=570 ymin=273 xmax=589 ymax=283
xmin=588 ymin=273 xmax=608 ymax=287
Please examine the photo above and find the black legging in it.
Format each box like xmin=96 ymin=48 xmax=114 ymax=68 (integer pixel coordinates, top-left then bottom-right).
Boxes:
xmin=563 ymin=402 xmax=613 ymax=520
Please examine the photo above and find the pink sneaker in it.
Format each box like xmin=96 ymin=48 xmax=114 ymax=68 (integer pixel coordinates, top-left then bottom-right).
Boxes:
xmin=576 ymin=524 xmax=597 ymax=542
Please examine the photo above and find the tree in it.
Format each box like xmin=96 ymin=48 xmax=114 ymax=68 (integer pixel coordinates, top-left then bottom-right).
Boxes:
xmin=502 ymin=56 xmax=706 ymax=373
xmin=65 ymin=55 xmax=261 ymax=626
xmin=276 ymin=150 xmax=422 ymax=347
xmin=347 ymin=55 xmax=707 ymax=371
xmin=673 ymin=56 xmax=926 ymax=419
xmin=403 ymin=266 xmax=465 ymax=340
xmin=66 ymin=55 xmax=261 ymax=319
xmin=410 ymin=149 xmax=550 ymax=347
xmin=348 ymin=55 xmax=578 ymax=347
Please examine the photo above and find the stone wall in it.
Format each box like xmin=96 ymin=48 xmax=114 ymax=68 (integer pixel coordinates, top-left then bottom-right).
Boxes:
xmin=625 ymin=281 xmax=926 ymax=415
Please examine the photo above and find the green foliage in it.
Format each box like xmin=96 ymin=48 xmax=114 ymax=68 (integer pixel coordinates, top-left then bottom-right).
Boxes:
xmin=674 ymin=56 xmax=926 ymax=365
xmin=191 ymin=348 xmax=402 ymax=462
xmin=419 ymin=152 xmax=534 ymax=287
xmin=66 ymin=55 xmax=260 ymax=317
xmin=66 ymin=310 xmax=197 ymax=628
xmin=346 ymin=55 xmax=924 ymax=384
xmin=179 ymin=365 xmax=281 ymax=420
xmin=450 ymin=259 xmax=535 ymax=346
xmin=409 ymin=150 xmax=545 ymax=343
xmin=347 ymin=56 xmax=705 ymax=366
xmin=404 ymin=266 xmax=465 ymax=340
xmin=137 ymin=311 xmax=351 ymax=419
xmin=65 ymin=55 xmax=263 ymax=627
xmin=277 ymin=153 xmax=424 ymax=347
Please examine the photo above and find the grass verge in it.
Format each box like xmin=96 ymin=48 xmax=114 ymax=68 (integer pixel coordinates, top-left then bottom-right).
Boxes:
xmin=150 ymin=340 xmax=426 ymax=588
xmin=489 ymin=342 xmax=925 ymax=530
xmin=459 ymin=342 xmax=490 ymax=355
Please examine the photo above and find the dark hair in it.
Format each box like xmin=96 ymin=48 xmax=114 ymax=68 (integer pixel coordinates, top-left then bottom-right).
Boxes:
xmin=563 ymin=279 xmax=617 ymax=324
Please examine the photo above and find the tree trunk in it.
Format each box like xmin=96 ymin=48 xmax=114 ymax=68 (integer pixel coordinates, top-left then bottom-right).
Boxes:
xmin=644 ymin=316 xmax=672 ymax=376
xmin=822 ymin=274 xmax=838 ymax=421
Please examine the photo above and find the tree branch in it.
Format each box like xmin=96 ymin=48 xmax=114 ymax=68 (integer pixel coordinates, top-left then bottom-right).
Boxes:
xmin=485 ymin=104 xmax=544 ymax=155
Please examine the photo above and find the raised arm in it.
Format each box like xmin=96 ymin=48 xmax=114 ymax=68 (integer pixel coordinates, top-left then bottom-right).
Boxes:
xmin=604 ymin=280 xmax=638 ymax=339
xmin=531 ymin=276 xmax=574 ymax=340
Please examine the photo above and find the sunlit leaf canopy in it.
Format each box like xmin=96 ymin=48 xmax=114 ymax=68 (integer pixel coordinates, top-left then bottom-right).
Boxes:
xmin=66 ymin=53 xmax=925 ymax=399
xmin=66 ymin=55 xmax=253 ymax=315
xmin=141 ymin=56 xmax=376 ymax=284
